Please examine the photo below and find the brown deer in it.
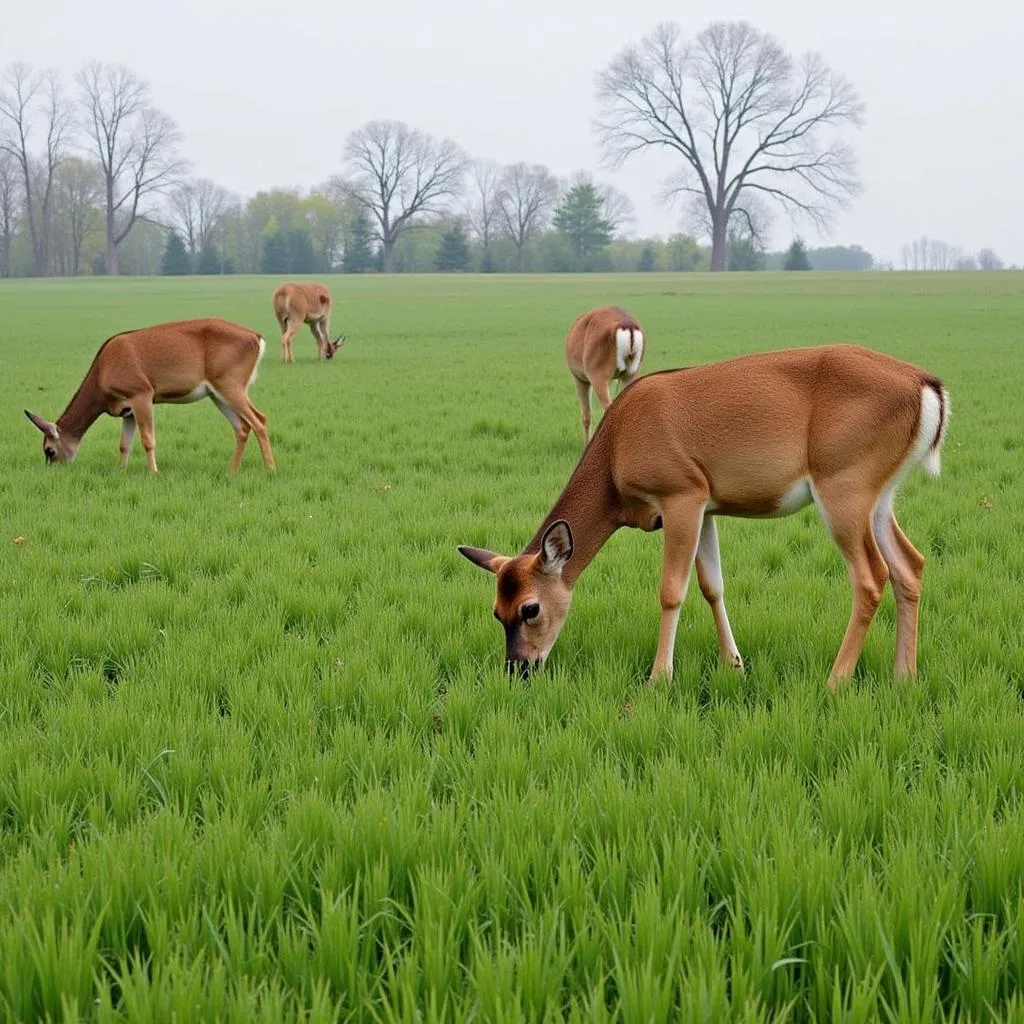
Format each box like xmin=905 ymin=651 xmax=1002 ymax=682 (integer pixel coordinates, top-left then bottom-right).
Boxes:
xmin=459 ymin=344 xmax=950 ymax=690
xmin=272 ymin=282 xmax=345 ymax=362
xmin=565 ymin=305 xmax=646 ymax=442
xmin=25 ymin=318 xmax=276 ymax=474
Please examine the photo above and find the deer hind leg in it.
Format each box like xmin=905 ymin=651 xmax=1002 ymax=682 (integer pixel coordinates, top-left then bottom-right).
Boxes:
xmin=280 ymin=318 xmax=300 ymax=363
xmin=694 ymin=514 xmax=744 ymax=672
xmin=573 ymin=377 xmax=592 ymax=443
xmin=651 ymin=492 xmax=709 ymax=681
xmin=212 ymin=388 xmax=275 ymax=472
xmin=813 ymin=478 xmax=890 ymax=689
xmin=592 ymin=374 xmax=614 ymax=413
xmin=119 ymin=414 xmax=137 ymax=469
xmin=872 ymin=493 xmax=925 ymax=677
xmin=130 ymin=395 xmax=158 ymax=473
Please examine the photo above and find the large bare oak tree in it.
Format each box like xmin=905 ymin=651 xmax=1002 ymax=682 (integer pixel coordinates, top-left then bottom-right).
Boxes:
xmin=0 ymin=63 xmax=73 ymax=275
xmin=341 ymin=120 xmax=467 ymax=273
xmin=77 ymin=62 xmax=187 ymax=275
xmin=595 ymin=21 xmax=863 ymax=270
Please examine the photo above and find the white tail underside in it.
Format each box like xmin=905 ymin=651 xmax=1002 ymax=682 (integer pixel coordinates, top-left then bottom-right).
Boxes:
xmin=615 ymin=328 xmax=644 ymax=376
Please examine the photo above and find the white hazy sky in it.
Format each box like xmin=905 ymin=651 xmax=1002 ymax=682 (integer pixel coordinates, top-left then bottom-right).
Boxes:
xmin=4 ymin=0 xmax=1023 ymax=265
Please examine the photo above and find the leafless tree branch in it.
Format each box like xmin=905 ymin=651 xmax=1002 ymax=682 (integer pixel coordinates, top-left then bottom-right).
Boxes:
xmin=76 ymin=62 xmax=188 ymax=274
xmin=496 ymin=162 xmax=560 ymax=269
xmin=595 ymin=20 xmax=863 ymax=269
xmin=340 ymin=119 xmax=467 ymax=272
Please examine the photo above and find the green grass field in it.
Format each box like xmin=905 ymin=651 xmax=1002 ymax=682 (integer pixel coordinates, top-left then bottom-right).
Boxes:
xmin=1 ymin=271 xmax=1023 ymax=1021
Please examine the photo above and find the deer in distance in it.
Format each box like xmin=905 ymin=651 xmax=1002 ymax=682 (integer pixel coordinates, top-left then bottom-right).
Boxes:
xmin=272 ymin=282 xmax=345 ymax=362
xmin=25 ymin=318 xmax=276 ymax=474
xmin=565 ymin=305 xmax=646 ymax=443
xmin=459 ymin=344 xmax=950 ymax=690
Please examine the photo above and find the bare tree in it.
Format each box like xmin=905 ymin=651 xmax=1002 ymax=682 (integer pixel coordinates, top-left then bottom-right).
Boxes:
xmin=497 ymin=162 xmax=560 ymax=270
xmin=0 ymin=149 xmax=18 ymax=276
xmin=341 ymin=119 xmax=467 ymax=273
xmin=596 ymin=21 xmax=863 ymax=270
xmin=168 ymin=177 xmax=232 ymax=256
xmin=53 ymin=156 xmax=102 ymax=275
xmin=77 ymin=62 xmax=187 ymax=275
xmin=0 ymin=63 xmax=73 ymax=276
xmin=465 ymin=158 xmax=503 ymax=255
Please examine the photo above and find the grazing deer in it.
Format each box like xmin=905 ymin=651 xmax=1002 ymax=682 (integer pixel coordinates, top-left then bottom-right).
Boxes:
xmin=272 ymin=282 xmax=345 ymax=362
xmin=566 ymin=305 xmax=646 ymax=442
xmin=459 ymin=344 xmax=950 ymax=690
xmin=25 ymin=318 xmax=275 ymax=474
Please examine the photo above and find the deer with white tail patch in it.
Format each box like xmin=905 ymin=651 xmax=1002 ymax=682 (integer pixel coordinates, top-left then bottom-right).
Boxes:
xmin=460 ymin=344 xmax=949 ymax=690
xmin=565 ymin=305 xmax=646 ymax=443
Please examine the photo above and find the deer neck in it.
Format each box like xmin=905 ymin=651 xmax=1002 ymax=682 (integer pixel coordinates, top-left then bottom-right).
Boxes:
xmin=523 ymin=432 xmax=622 ymax=588
xmin=55 ymin=363 xmax=106 ymax=443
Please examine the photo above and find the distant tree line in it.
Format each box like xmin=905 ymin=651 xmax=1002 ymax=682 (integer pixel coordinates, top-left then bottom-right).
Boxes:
xmin=0 ymin=38 xmax=1011 ymax=279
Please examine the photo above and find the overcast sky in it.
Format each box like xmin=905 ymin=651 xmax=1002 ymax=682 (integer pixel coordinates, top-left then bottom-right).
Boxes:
xmin=4 ymin=0 xmax=1023 ymax=265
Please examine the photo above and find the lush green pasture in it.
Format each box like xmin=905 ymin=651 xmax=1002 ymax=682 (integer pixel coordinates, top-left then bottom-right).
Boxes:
xmin=1 ymin=271 xmax=1023 ymax=1021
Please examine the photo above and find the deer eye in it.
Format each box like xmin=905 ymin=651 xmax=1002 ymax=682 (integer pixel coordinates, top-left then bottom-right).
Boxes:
xmin=521 ymin=602 xmax=540 ymax=622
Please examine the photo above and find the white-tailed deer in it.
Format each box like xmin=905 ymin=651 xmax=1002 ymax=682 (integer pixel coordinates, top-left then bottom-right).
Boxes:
xmin=25 ymin=318 xmax=275 ymax=474
xmin=565 ymin=305 xmax=646 ymax=442
xmin=272 ymin=282 xmax=345 ymax=362
xmin=459 ymin=344 xmax=950 ymax=690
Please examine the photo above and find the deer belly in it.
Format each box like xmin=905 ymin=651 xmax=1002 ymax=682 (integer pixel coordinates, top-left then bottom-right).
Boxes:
xmin=707 ymin=477 xmax=814 ymax=519
xmin=163 ymin=382 xmax=212 ymax=404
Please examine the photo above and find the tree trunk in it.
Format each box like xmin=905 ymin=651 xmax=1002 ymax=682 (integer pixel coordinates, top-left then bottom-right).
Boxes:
xmin=382 ymin=237 xmax=396 ymax=273
xmin=105 ymin=179 xmax=118 ymax=275
xmin=710 ymin=211 xmax=727 ymax=272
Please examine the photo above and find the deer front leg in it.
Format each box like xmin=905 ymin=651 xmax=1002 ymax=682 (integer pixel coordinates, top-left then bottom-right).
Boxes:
xmin=650 ymin=494 xmax=708 ymax=681
xmin=131 ymin=396 xmax=158 ymax=473
xmin=118 ymin=414 xmax=137 ymax=469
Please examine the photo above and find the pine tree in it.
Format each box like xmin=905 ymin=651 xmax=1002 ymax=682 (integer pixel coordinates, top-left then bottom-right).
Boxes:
xmin=197 ymin=241 xmax=221 ymax=275
xmin=435 ymin=223 xmax=471 ymax=272
xmin=161 ymin=230 xmax=191 ymax=275
xmin=783 ymin=237 xmax=811 ymax=271
xmin=286 ymin=228 xmax=317 ymax=273
xmin=553 ymin=183 xmax=613 ymax=269
xmin=638 ymin=245 xmax=657 ymax=272
xmin=343 ymin=211 xmax=374 ymax=273
xmin=261 ymin=229 xmax=289 ymax=274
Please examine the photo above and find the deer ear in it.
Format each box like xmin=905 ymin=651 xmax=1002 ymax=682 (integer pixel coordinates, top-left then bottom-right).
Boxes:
xmin=25 ymin=410 xmax=58 ymax=439
xmin=539 ymin=520 xmax=573 ymax=574
xmin=458 ymin=545 xmax=508 ymax=574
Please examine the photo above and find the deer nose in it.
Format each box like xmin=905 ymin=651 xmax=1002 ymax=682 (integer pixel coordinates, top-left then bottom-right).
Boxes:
xmin=506 ymin=659 xmax=533 ymax=681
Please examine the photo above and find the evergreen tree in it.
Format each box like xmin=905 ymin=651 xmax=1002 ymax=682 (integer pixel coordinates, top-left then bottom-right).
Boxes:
xmin=553 ymin=183 xmax=613 ymax=269
xmin=435 ymin=223 xmax=471 ymax=272
xmin=638 ymin=245 xmax=657 ymax=272
xmin=783 ymin=237 xmax=811 ymax=271
xmin=726 ymin=232 xmax=766 ymax=271
xmin=261 ymin=228 xmax=289 ymax=274
xmin=343 ymin=211 xmax=374 ymax=273
xmin=197 ymin=241 xmax=221 ymax=275
xmin=286 ymin=228 xmax=317 ymax=273
xmin=161 ymin=230 xmax=191 ymax=275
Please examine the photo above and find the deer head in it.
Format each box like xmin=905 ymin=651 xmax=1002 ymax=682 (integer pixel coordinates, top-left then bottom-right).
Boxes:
xmin=458 ymin=520 xmax=575 ymax=678
xmin=324 ymin=335 xmax=346 ymax=360
xmin=25 ymin=410 xmax=78 ymax=464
